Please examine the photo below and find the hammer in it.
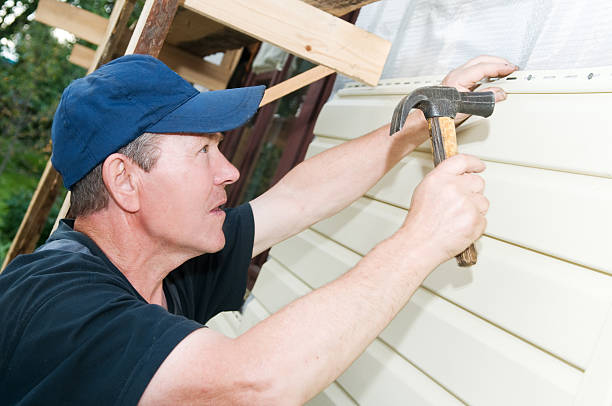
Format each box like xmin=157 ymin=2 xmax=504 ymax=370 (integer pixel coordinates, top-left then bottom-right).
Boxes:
xmin=390 ymin=86 xmax=495 ymax=266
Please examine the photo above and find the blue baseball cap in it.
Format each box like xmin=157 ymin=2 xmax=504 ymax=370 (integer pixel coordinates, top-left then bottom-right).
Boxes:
xmin=51 ymin=54 xmax=265 ymax=189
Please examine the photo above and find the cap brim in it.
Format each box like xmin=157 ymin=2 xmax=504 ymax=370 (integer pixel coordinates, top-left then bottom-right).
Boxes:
xmin=146 ymin=85 xmax=265 ymax=134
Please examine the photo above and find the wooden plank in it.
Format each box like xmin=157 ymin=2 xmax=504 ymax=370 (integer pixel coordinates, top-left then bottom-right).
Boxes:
xmin=89 ymin=0 xmax=137 ymax=71
xmin=34 ymin=0 xmax=108 ymax=45
xmin=180 ymin=0 xmax=390 ymax=86
xmin=68 ymin=41 xmax=239 ymax=90
xmin=158 ymin=45 xmax=234 ymax=89
xmin=304 ymin=0 xmax=380 ymax=17
xmin=69 ymin=44 xmax=96 ymax=69
xmin=219 ymin=48 xmax=243 ymax=73
xmin=259 ymin=65 xmax=335 ymax=107
xmin=1 ymin=161 xmax=63 ymax=271
xmin=126 ymin=0 xmax=180 ymax=56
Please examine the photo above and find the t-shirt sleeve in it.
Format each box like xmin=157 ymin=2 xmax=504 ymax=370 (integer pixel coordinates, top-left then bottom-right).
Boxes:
xmin=12 ymin=280 xmax=202 ymax=406
xmin=166 ymin=202 xmax=255 ymax=323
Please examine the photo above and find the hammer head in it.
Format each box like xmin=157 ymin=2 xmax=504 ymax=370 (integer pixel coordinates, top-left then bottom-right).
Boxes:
xmin=390 ymin=86 xmax=495 ymax=134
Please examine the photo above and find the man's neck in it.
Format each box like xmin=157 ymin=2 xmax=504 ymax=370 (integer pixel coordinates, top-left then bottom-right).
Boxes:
xmin=74 ymin=210 xmax=193 ymax=308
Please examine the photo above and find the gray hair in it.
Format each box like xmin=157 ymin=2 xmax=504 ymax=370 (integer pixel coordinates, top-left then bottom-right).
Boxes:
xmin=69 ymin=133 xmax=162 ymax=217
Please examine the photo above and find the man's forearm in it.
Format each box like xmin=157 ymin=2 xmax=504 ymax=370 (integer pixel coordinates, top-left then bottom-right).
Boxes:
xmin=282 ymin=110 xmax=427 ymax=223
xmin=235 ymin=227 xmax=437 ymax=404
xmin=251 ymin=110 xmax=428 ymax=255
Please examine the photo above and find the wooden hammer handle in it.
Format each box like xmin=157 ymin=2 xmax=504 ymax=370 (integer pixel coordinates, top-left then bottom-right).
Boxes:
xmin=427 ymin=116 xmax=477 ymax=267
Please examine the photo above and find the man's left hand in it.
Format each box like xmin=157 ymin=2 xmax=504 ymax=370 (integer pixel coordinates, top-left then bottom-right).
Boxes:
xmin=441 ymin=55 xmax=518 ymax=125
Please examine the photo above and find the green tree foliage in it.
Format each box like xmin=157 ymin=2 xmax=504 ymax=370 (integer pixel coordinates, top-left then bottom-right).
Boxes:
xmin=0 ymin=0 xmax=122 ymax=262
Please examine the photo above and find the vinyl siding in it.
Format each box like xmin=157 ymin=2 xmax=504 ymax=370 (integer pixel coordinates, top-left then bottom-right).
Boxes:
xmin=209 ymin=67 xmax=612 ymax=405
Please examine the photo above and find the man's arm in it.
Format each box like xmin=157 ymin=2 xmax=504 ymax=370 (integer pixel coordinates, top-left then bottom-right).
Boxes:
xmin=250 ymin=55 xmax=516 ymax=257
xmin=140 ymin=154 xmax=489 ymax=405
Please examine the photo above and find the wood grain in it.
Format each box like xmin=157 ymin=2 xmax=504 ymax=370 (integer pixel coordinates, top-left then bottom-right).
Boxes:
xmin=181 ymin=0 xmax=390 ymax=86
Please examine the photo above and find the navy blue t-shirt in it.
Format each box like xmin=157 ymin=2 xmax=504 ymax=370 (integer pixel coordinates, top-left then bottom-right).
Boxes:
xmin=0 ymin=203 xmax=254 ymax=405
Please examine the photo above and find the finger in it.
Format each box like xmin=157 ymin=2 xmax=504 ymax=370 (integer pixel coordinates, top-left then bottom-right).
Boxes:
xmin=460 ymin=173 xmax=485 ymax=194
xmin=476 ymin=86 xmax=507 ymax=102
xmin=437 ymin=154 xmax=486 ymax=175
xmin=472 ymin=194 xmax=490 ymax=215
xmin=445 ymin=62 xmax=518 ymax=88
xmin=459 ymin=55 xmax=515 ymax=69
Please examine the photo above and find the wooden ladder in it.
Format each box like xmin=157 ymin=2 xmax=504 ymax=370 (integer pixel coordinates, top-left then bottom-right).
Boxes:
xmin=1 ymin=0 xmax=390 ymax=271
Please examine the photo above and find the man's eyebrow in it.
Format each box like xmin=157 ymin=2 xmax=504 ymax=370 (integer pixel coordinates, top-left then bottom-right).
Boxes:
xmin=207 ymin=132 xmax=224 ymax=143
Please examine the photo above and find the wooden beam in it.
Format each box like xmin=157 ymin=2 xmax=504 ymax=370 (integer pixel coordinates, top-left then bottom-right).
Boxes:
xmin=34 ymin=0 xmax=108 ymax=45
xmin=305 ymin=0 xmax=380 ymax=17
xmin=10 ymin=0 xmax=139 ymax=265
xmin=1 ymin=161 xmax=63 ymax=272
xmin=69 ymin=44 xmax=96 ymax=69
xmin=89 ymin=0 xmax=137 ymax=72
xmin=70 ymin=38 xmax=239 ymax=90
xmin=259 ymin=65 xmax=335 ymax=107
xmin=180 ymin=0 xmax=390 ymax=86
xmin=159 ymin=46 xmax=239 ymax=89
xmin=126 ymin=0 xmax=180 ymax=56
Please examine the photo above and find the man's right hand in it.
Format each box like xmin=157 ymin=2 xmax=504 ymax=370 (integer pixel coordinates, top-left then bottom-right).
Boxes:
xmin=397 ymin=154 xmax=489 ymax=267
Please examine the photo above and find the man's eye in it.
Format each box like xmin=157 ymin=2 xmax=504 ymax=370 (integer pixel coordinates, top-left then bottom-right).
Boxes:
xmin=201 ymin=145 xmax=209 ymax=153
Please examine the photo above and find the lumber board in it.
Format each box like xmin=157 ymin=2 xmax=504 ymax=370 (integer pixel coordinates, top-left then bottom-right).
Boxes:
xmin=181 ymin=0 xmax=390 ymax=86
xmin=159 ymin=45 xmax=239 ymax=89
xmin=69 ymin=44 xmax=96 ymax=69
xmin=166 ymin=1 xmax=379 ymax=57
xmin=34 ymin=0 xmax=108 ymax=45
xmin=1 ymin=161 xmax=63 ymax=271
xmin=70 ymin=41 xmax=240 ymax=89
xmin=89 ymin=0 xmax=137 ymax=71
xmin=259 ymin=65 xmax=335 ymax=107
xmin=126 ymin=0 xmax=179 ymax=56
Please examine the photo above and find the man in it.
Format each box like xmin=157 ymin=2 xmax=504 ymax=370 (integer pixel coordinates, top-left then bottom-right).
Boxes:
xmin=0 ymin=54 xmax=516 ymax=405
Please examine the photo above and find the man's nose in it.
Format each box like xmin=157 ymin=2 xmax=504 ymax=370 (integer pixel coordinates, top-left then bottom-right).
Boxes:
xmin=214 ymin=152 xmax=240 ymax=186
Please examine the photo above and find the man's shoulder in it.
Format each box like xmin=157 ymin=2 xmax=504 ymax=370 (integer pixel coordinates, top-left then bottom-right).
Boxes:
xmin=0 ymin=238 xmax=135 ymax=345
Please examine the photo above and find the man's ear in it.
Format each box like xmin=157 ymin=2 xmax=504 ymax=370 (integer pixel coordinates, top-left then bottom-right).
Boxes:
xmin=102 ymin=153 xmax=141 ymax=213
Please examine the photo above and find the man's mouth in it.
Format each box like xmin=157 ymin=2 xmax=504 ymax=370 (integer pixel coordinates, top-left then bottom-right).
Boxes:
xmin=210 ymin=199 xmax=227 ymax=214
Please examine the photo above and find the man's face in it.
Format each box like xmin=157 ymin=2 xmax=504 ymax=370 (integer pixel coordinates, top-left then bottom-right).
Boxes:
xmin=137 ymin=133 xmax=239 ymax=256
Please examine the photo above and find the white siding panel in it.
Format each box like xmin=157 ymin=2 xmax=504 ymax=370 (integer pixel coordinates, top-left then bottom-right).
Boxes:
xmin=206 ymin=311 xmax=239 ymax=338
xmin=432 ymin=93 xmax=612 ymax=177
xmin=314 ymin=96 xmax=403 ymax=140
xmin=337 ymin=340 xmax=463 ymax=406
xmin=251 ymin=258 xmax=466 ymax=405
xmin=574 ymin=305 xmax=612 ymax=406
xmin=381 ymin=289 xmax=582 ymax=406
xmin=307 ymin=383 xmax=357 ymax=406
xmin=311 ymin=197 xmax=404 ymax=256
xmin=251 ymin=258 xmax=311 ymax=314
xmin=309 ymin=196 xmax=612 ymax=369
xmin=237 ymin=296 xmax=270 ymax=335
xmin=310 ymin=137 xmax=612 ymax=275
xmin=315 ymin=76 xmax=612 ymax=177
xmin=257 ymin=248 xmax=582 ymax=404
xmin=270 ymin=229 xmax=360 ymax=289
